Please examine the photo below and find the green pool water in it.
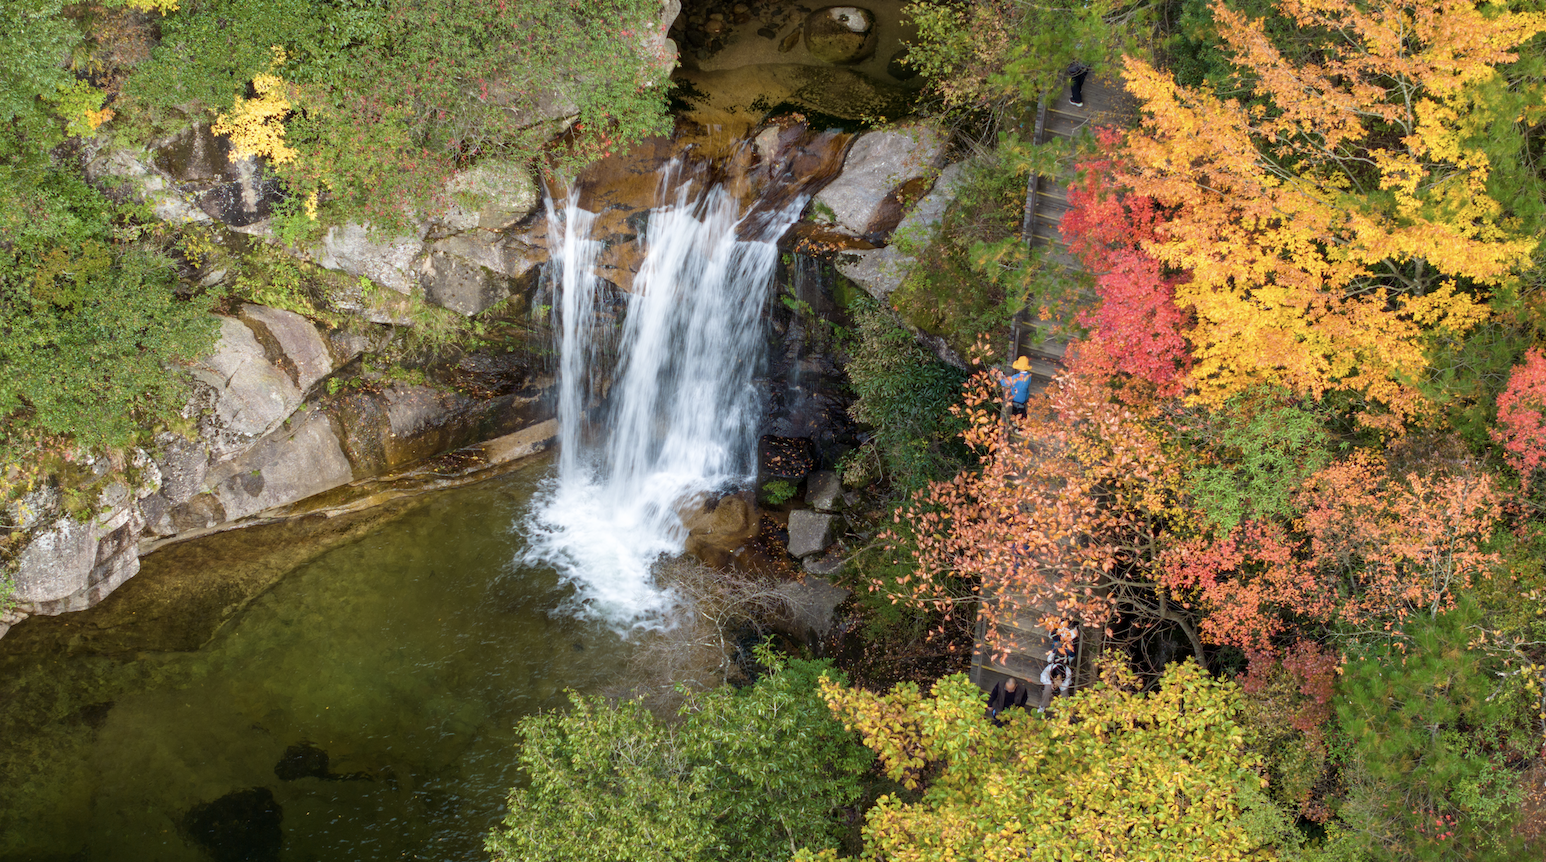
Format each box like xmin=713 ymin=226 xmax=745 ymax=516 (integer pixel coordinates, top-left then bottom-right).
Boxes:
xmin=0 ymin=458 xmax=631 ymax=861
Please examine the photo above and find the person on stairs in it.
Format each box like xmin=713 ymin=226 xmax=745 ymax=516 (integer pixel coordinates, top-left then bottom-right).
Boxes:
xmin=986 ymin=676 xmax=1029 ymax=725
xmin=1000 ymin=356 xmax=1034 ymax=418
xmin=1050 ymin=622 xmax=1078 ymax=664
xmin=1037 ymin=663 xmax=1071 ymax=712
xmin=1067 ymin=60 xmax=1090 ymax=108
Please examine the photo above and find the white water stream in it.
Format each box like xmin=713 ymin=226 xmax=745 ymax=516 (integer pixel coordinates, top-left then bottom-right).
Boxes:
xmin=522 ymin=164 xmax=805 ymax=625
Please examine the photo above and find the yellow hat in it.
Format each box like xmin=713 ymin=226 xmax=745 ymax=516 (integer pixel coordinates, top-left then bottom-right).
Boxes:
xmin=1012 ymin=356 xmax=1032 ymax=372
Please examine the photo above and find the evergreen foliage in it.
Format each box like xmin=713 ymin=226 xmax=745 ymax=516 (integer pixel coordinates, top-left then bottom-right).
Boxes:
xmin=1336 ymin=603 xmax=1527 ymax=861
xmin=841 ymin=293 xmax=970 ymax=494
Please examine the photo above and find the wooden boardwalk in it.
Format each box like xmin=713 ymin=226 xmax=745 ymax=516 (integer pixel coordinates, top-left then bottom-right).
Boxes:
xmin=971 ymin=72 xmax=1139 ymax=702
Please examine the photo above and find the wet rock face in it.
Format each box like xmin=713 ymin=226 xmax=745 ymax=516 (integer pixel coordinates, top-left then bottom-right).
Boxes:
xmin=671 ymin=0 xmax=922 ymax=131
xmin=683 ymin=493 xmax=763 ymax=567
xmin=149 ymin=123 xmax=285 ymax=227
xmin=181 ymin=787 xmax=283 ymax=862
xmin=804 ymin=6 xmax=877 ymax=64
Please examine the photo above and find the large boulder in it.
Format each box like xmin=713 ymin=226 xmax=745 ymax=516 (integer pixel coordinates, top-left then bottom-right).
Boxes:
xmin=683 ymin=494 xmax=762 ymax=568
xmin=190 ymin=317 xmax=303 ymax=438
xmin=189 ymin=308 xmax=345 ymax=440
xmin=180 ymin=409 xmax=355 ymax=526
xmin=438 ymin=160 xmax=541 ymax=233
xmin=812 ymin=122 xmax=947 ymax=241
xmin=419 ymin=253 xmax=514 ymax=317
xmin=10 ymin=502 xmax=143 ymax=620
xmin=804 ymin=6 xmax=877 ymax=64
xmin=237 ymin=304 xmax=335 ymax=392
xmin=835 ymin=160 xmax=967 ymax=298
xmin=805 ymin=470 xmax=843 ymax=512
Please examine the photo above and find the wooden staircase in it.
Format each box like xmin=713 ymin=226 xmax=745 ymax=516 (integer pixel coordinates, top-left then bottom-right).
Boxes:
xmin=973 ymin=74 xmax=1138 ymax=702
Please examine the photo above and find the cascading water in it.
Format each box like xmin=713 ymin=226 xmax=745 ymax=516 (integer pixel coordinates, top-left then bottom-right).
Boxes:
xmin=522 ymin=162 xmax=808 ymax=625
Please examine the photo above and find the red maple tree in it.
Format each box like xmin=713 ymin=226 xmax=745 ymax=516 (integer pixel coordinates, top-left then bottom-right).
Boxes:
xmin=1061 ymin=128 xmax=1192 ymax=398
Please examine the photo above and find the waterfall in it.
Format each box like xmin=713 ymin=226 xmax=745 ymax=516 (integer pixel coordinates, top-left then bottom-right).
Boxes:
xmin=522 ymin=163 xmax=806 ymax=625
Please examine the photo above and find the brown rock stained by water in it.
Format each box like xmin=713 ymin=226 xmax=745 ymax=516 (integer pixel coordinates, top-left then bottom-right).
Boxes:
xmin=682 ymin=493 xmax=762 ymax=568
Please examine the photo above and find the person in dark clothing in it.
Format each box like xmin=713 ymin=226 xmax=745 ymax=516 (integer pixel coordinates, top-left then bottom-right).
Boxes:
xmin=986 ymin=677 xmax=1029 ymax=725
xmin=1067 ymin=60 xmax=1089 ymax=107
xmin=1000 ymin=356 xmax=1034 ymax=418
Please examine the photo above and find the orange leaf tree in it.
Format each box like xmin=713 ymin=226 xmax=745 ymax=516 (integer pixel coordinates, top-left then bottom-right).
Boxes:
xmin=1118 ymin=0 xmax=1546 ymax=428
xmin=1162 ymin=450 xmax=1504 ymax=656
xmin=894 ymin=358 xmax=1208 ymax=664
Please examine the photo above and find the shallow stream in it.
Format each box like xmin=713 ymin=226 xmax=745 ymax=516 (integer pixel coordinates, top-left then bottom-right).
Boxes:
xmin=0 ymin=458 xmax=630 ymax=861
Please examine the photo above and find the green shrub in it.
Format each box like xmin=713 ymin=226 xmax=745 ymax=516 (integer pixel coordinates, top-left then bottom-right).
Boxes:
xmin=841 ymin=292 xmax=970 ymax=495
xmin=487 ymin=653 xmax=872 ymax=862
xmin=760 ymin=479 xmax=798 ymax=506
xmin=1184 ymin=387 xmax=1335 ymax=535
xmin=124 ymin=0 xmax=673 ymax=229
xmin=0 ymin=164 xmax=218 ymax=468
xmin=888 ymin=156 xmax=1024 ymax=357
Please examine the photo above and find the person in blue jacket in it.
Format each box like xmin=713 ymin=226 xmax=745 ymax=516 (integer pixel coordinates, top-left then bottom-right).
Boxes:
xmin=1001 ymin=356 xmax=1034 ymax=417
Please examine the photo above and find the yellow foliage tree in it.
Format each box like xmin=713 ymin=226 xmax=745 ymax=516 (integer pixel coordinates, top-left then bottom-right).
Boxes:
xmin=1119 ymin=0 xmax=1545 ymax=428
xmin=797 ymin=661 xmax=1273 ymax=862
xmin=211 ymin=47 xmax=297 ymax=165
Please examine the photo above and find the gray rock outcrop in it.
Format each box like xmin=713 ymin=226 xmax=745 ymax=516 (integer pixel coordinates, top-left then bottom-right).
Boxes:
xmin=805 ymin=470 xmax=843 ymax=512
xmin=835 ymin=160 xmax=968 ymax=298
xmin=8 ymin=501 xmax=143 ymax=630
xmin=185 ymin=409 xmax=354 ymax=525
xmin=190 ymin=316 xmax=306 ymax=438
xmin=312 ymin=223 xmax=427 ymax=295
xmin=811 ymin=122 xmax=946 ymax=241
xmin=438 ymin=160 xmax=541 ymax=233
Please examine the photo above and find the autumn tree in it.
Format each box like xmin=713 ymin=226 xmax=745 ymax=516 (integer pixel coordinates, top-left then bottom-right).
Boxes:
xmin=896 ymin=359 xmax=1207 ymax=664
xmin=1061 ymin=127 xmax=1193 ymax=397
xmin=1493 ymin=347 xmax=1546 ymax=479
xmin=796 ymin=660 xmax=1276 ymax=862
xmin=1117 ymin=0 xmax=1546 ymax=429
xmin=1161 ymin=450 xmax=1504 ymax=657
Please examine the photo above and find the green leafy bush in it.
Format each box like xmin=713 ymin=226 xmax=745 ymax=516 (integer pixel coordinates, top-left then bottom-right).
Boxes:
xmin=841 ymin=292 xmax=970 ymax=494
xmin=760 ymin=478 xmax=798 ymax=506
xmin=487 ymin=653 xmax=872 ymax=862
xmin=0 ymin=165 xmax=217 ymax=466
xmin=124 ymin=0 xmax=673 ymax=228
xmin=1184 ymin=387 xmax=1334 ymax=534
